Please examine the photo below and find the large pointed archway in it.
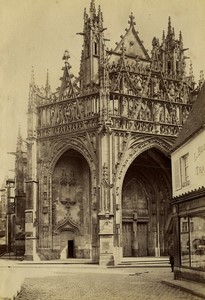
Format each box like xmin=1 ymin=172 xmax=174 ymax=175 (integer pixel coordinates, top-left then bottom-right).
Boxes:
xmin=122 ymin=147 xmax=171 ymax=257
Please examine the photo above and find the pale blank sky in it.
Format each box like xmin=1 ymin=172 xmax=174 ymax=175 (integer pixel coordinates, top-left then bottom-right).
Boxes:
xmin=0 ymin=0 xmax=205 ymax=184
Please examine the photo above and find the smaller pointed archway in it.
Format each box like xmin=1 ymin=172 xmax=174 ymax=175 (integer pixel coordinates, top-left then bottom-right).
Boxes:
xmin=51 ymin=148 xmax=92 ymax=259
xmin=122 ymin=147 xmax=171 ymax=257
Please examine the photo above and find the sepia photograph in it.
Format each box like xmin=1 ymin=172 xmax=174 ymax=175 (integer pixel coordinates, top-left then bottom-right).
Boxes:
xmin=0 ymin=0 xmax=205 ymax=299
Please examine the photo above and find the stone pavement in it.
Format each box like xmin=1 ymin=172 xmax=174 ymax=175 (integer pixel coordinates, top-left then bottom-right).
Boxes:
xmin=0 ymin=259 xmax=205 ymax=300
xmin=7 ymin=266 xmax=205 ymax=300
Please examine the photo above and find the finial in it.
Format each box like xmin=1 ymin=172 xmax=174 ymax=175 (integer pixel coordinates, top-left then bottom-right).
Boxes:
xmin=90 ymin=0 xmax=96 ymax=15
xmin=128 ymin=12 xmax=136 ymax=26
xmin=62 ymin=49 xmax=70 ymax=62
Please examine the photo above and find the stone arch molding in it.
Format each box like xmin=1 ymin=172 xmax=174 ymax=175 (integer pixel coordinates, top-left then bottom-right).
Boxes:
xmin=53 ymin=218 xmax=81 ymax=235
xmin=115 ymin=137 xmax=173 ymax=196
xmin=44 ymin=137 xmax=96 ymax=178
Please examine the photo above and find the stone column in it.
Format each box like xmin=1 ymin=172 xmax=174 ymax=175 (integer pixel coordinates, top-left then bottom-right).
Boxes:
xmin=24 ymin=126 xmax=40 ymax=261
xmin=98 ymin=118 xmax=114 ymax=266
xmin=132 ymin=215 xmax=139 ymax=256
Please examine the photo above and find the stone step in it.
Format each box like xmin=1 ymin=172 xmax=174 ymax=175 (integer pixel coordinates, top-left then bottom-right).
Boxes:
xmin=116 ymin=256 xmax=170 ymax=268
xmin=0 ymin=252 xmax=23 ymax=260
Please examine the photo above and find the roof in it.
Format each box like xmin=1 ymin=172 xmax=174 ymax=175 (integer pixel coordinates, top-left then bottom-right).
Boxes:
xmin=172 ymin=83 xmax=205 ymax=151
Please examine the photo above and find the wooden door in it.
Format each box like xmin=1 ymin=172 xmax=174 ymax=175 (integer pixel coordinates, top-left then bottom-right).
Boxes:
xmin=122 ymin=222 xmax=132 ymax=257
xmin=137 ymin=222 xmax=148 ymax=256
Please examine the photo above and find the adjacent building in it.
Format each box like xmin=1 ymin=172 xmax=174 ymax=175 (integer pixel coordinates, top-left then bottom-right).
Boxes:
xmin=171 ymin=83 xmax=205 ymax=283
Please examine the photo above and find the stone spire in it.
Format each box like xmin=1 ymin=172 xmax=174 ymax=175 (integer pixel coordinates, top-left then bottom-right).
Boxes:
xmin=167 ymin=16 xmax=172 ymax=38
xmin=28 ymin=66 xmax=36 ymax=111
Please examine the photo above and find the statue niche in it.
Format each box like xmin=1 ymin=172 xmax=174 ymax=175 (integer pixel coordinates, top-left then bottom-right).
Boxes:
xmin=52 ymin=168 xmax=83 ymax=227
xmin=59 ymin=169 xmax=77 ymax=207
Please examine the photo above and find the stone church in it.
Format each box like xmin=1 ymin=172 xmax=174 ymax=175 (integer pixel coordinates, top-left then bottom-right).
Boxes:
xmin=24 ymin=0 xmax=198 ymax=265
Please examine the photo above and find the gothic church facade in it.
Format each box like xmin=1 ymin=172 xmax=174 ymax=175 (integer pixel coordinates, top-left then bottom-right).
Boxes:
xmin=25 ymin=0 xmax=197 ymax=265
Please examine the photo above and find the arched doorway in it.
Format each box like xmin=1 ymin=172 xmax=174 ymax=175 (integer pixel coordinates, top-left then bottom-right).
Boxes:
xmin=122 ymin=148 xmax=171 ymax=257
xmin=51 ymin=148 xmax=92 ymax=259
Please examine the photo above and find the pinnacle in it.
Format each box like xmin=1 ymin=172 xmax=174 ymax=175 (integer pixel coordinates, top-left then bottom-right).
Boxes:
xmin=167 ymin=16 xmax=172 ymax=36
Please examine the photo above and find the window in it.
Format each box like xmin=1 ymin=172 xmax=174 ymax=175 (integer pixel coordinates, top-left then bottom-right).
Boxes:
xmin=174 ymin=153 xmax=190 ymax=191
xmin=181 ymin=154 xmax=189 ymax=187
xmin=174 ymin=159 xmax=181 ymax=190
xmin=180 ymin=215 xmax=205 ymax=269
xmin=182 ymin=221 xmax=188 ymax=232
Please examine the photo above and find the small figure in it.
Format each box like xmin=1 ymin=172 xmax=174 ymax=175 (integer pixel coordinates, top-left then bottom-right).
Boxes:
xmin=169 ymin=254 xmax=174 ymax=272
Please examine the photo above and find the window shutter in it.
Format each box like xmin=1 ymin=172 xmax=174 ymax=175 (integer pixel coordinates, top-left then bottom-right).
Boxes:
xmin=174 ymin=159 xmax=181 ymax=190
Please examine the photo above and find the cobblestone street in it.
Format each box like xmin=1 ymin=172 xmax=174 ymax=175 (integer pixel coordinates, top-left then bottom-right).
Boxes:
xmin=15 ymin=267 xmax=201 ymax=300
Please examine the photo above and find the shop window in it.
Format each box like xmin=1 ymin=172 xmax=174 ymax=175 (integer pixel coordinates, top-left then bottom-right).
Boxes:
xmin=180 ymin=215 xmax=205 ymax=269
xmin=190 ymin=216 xmax=205 ymax=269
xmin=180 ymin=217 xmax=190 ymax=267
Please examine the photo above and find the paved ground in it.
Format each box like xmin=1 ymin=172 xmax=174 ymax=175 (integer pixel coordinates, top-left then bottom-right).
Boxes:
xmin=14 ymin=267 xmax=201 ymax=300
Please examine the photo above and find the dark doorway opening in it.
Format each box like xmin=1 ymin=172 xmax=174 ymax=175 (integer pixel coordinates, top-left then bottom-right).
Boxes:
xmin=67 ymin=240 xmax=74 ymax=258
